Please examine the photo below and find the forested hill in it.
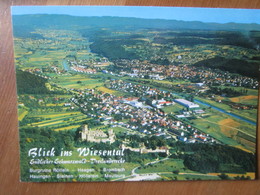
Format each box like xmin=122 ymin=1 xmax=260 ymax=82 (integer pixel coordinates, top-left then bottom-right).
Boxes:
xmin=16 ymin=70 xmax=49 ymax=94
xmin=193 ymin=57 xmax=260 ymax=78
xmin=12 ymin=14 xmax=260 ymax=33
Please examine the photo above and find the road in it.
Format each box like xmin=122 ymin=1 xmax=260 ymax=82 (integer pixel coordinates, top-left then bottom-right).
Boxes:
xmin=112 ymin=155 xmax=219 ymax=181
xmin=112 ymin=157 xmax=169 ymax=181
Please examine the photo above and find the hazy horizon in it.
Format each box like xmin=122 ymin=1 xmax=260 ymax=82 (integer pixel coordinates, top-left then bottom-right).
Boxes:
xmin=11 ymin=6 xmax=260 ymax=24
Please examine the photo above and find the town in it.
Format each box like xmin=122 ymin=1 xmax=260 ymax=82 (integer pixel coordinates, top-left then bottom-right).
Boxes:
xmin=110 ymin=59 xmax=258 ymax=89
xmin=71 ymin=87 xmax=217 ymax=145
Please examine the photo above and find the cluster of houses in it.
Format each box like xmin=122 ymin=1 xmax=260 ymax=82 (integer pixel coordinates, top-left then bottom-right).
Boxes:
xmin=71 ymin=88 xmax=217 ymax=145
xmin=67 ymin=58 xmax=111 ymax=74
xmin=114 ymin=59 xmax=167 ymax=80
xmin=68 ymin=58 xmax=109 ymax=67
xmin=168 ymin=65 xmax=258 ymax=89
xmin=70 ymin=65 xmax=97 ymax=74
xmin=111 ymin=59 xmax=258 ymax=89
xmin=25 ymin=64 xmax=66 ymax=75
xmin=107 ymin=80 xmax=175 ymax=105
xmin=67 ymin=59 xmax=97 ymax=74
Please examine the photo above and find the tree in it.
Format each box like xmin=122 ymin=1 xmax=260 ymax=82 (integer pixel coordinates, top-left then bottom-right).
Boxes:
xmin=172 ymin=170 xmax=179 ymax=175
xmin=218 ymin=173 xmax=230 ymax=180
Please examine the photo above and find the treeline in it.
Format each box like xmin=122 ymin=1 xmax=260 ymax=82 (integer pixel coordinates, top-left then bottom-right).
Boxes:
xmin=81 ymin=28 xmax=146 ymax=42
xmin=208 ymin=87 xmax=244 ymax=97
xmin=170 ymin=142 xmax=255 ymax=174
xmin=16 ymin=70 xmax=50 ymax=94
xmin=161 ymin=31 xmax=231 ymax=38
xmin=193 ymin=56 xmax=259 ymax=78
xmin=153 ymin=37 xmax=214 ymax=46
xmin=116 ymin=134 xmax=167 ymax=150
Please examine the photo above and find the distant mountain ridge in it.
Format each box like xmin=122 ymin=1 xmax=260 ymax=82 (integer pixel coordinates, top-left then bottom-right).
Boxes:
xmin=12 ymin=14 xmax=260 ymax=32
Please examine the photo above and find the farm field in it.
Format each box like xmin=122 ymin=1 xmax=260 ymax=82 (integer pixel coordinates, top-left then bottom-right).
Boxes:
xmin=190 ymin=110 xmax=256 ymax=152
xmin=18 ymin=106 xmax=29 ymax=121
xmin=229 ymin=95 xmax=258 ymax=105
xmin=24 ymin=111 xmax=90 ymax=131
xmin=53 ymin=74 xmax=104 ymax=89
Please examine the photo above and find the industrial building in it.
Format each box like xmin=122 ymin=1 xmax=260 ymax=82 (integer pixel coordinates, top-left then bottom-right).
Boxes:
xmin=174 ymin=99 xmax=200 ymax=109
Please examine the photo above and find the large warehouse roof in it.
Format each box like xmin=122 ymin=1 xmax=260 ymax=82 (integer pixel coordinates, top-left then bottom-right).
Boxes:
xmin=174 ymin=99 xmax=200 ymax=108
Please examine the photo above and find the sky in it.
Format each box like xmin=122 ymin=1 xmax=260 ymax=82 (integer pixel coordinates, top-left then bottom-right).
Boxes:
xmin=11 ymin=6 xmax=260 ymax=24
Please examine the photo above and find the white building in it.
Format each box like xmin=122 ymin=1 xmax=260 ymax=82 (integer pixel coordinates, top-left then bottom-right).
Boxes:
xmin=174 ymin=99 xmax=199 ymax=109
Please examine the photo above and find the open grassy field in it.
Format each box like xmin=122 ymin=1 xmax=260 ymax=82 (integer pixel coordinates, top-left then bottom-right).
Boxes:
xmin=97 ymin=86 xmax=126 ymax=96
xmin=97 ymin=86 xmax=118 ymax=94
xmin=229 ymin=95 xmax=258 ymax=105
xmin=20 ymin=49 xmax=67 ymax=68
xmin=111 ymin=126 xmax=127 ymax=134
xmin=162 ymin=104 xmax=184 ymax=114
xmin=191 ymin=114 xmax=237 ymax=145
xmin=218 ymin=118 xmax=240 ymax=138
xmin=217 ymin=86 xmax=258 ymax=105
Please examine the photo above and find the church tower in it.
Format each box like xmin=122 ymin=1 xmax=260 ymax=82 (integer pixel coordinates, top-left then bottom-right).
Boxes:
xmin=81 ymin=124 xmax=89 ymax=140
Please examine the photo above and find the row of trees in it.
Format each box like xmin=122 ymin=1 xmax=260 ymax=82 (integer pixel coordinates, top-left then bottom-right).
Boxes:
xmin=208 ymin=86 xmax=244 ymax=97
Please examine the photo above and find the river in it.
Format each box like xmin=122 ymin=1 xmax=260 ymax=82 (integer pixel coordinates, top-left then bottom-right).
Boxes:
xmin=62 ymin=60 xmax=70 ymax=71
xmin=194 ymin=99 xmax=256 ymax=126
